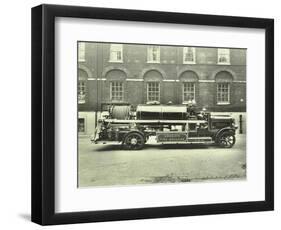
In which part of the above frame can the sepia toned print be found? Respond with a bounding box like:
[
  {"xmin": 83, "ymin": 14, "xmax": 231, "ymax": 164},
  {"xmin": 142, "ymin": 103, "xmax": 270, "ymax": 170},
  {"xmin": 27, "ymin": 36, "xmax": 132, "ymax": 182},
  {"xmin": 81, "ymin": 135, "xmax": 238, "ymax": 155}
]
[{"xmin": 78, "ymin": 42, "xmax": 246, "ymax": 187}]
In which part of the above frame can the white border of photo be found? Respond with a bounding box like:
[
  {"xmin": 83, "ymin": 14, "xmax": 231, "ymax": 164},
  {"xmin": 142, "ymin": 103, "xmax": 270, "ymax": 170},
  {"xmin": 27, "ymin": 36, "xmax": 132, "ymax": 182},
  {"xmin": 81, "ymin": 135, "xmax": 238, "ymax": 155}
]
[{"xmin": 55, "ymin": 17, "xmax": 265, "ymax": 213}]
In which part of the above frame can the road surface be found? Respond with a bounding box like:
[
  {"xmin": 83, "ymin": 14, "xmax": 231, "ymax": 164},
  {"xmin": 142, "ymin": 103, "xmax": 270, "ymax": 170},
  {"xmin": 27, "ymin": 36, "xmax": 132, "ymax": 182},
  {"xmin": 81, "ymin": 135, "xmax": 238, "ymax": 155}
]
[{"xmin": 78, "ymin": 135, "xmax": 246, "ymax": 187}]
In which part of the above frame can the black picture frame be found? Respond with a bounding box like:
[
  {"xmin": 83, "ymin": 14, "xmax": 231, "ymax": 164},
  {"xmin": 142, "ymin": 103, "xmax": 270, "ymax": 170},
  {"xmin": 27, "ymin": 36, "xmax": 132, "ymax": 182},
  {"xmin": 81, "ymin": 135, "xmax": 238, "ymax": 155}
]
[{"xmin": 31, "ymin": 4, "xmax": 274, "ymax": 225}]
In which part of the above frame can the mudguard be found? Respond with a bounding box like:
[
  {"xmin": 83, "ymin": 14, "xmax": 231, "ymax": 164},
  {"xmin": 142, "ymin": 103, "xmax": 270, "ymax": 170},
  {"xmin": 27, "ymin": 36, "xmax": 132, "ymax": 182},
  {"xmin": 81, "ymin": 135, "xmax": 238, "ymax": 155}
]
[
  {"xmin": 122, "ymin": 130, "xmax": 145, "ymax": 142},
  {"xmin": 215, "ymin": 127, "xmax": 236, "ymax": 141}
]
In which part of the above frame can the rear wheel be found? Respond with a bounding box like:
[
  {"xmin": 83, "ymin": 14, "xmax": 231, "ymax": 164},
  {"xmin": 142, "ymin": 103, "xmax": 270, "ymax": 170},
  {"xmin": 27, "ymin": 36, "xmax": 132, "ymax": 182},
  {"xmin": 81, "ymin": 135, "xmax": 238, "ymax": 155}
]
[
  {"xmin": 123, "ymin": 132, "xmax": 145, "ymax": 150},
  {"xmin": 218, "ymin": 132, "xmax": 236, "ymax": 148}
]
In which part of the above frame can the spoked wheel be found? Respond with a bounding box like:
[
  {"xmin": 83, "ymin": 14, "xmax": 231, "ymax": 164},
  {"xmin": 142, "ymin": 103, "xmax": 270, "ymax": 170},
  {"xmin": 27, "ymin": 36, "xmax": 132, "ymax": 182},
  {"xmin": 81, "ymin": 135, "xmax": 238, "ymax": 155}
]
[
  {"xmin": 123, "ymin": 132, "xmax": 145, "ymax": 150},
  {"xmin": 218, "ymin": 132, "xmax": 236, "ymax": 148}
]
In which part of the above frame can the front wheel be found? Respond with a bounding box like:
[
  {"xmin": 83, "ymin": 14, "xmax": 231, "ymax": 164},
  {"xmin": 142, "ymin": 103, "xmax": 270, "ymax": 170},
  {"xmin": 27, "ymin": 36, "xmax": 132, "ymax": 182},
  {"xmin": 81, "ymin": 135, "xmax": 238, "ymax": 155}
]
[
  {"xmin": 123, "ymin": 132, "xmax": 145, "ymax": 150},
  {"xmin": 218, "ymin": 132, "xmax": 236, "ymax": 148}
]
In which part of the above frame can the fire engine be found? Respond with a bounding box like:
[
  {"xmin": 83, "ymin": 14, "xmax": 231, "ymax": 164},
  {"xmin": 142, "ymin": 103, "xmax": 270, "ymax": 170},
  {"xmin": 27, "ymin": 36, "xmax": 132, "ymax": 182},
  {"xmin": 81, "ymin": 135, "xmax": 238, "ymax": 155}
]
[{"xmin": 91, "ymin": 102, "xmax": 238, "ymax": 150}]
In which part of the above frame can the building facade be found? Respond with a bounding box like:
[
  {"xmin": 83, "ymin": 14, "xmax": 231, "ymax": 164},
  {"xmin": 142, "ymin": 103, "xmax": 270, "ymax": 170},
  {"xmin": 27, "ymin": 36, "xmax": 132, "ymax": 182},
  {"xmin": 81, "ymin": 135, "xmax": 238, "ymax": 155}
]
[{"xmin": 78, "ymin": 42, "xmax": 246, "ymax": 135}]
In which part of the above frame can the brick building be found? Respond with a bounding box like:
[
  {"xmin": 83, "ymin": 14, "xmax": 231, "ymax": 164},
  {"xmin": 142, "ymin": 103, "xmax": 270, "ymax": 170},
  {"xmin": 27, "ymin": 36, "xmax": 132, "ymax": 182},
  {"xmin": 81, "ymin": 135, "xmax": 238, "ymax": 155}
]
[{"xmin": 78, "ymin": 42, "xmax": 246, "ymax": 135}]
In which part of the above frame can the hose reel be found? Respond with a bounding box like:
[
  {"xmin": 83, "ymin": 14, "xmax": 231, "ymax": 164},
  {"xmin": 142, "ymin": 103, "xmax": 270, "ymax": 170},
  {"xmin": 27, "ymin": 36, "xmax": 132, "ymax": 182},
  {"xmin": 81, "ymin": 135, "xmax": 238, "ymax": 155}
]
[{"xmin": 110, "ymin": 105, "xmax": 131, "ymax": 120}]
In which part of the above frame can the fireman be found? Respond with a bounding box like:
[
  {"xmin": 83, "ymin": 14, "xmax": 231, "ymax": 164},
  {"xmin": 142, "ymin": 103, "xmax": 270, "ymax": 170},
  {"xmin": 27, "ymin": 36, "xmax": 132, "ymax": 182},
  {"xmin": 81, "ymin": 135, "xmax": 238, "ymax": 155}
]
[{"xmin": 186, "ymin": 99, "xmax": 197, "ymax": 118}]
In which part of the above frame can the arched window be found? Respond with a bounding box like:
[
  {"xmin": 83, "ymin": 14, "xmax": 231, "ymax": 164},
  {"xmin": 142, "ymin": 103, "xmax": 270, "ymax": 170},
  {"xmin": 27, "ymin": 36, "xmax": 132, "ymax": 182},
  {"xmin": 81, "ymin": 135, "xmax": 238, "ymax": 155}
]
[
  {"xmin": 215, "ymin": 71, "xmax": 233, "ymax": 104},
  {"xmin": 143, "ymin": 70, "xmax": 163, "ymax": 102},
  {"xmin": 110, "ymin": 82, "xmax": 124, "ymax": 101},
  {"xmin": 105, "ymin": 69, "xmax": 127, "ymax": 102},
  {"xmin": 179, "ymin": 71, "xmax": 199, "ymax": 103},
  {"xmin": 78, "ymin": 69, "xmax": 88, "ymax": 104}
]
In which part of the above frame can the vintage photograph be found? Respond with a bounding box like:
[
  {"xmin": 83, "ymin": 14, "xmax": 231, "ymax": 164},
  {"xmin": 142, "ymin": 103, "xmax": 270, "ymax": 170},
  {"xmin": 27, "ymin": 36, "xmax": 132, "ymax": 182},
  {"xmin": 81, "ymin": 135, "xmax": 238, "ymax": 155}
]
[{"xmin": 77, "ymin": 42, "xmax": 247, "ymax": 187}]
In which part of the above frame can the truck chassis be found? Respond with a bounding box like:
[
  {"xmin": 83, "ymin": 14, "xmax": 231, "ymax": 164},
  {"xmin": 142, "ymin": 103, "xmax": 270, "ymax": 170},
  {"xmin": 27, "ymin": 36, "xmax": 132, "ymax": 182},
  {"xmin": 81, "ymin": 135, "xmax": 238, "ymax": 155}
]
[{"xmin": 92, "ymin": 116, "xmax": 237, "ymax": 150}]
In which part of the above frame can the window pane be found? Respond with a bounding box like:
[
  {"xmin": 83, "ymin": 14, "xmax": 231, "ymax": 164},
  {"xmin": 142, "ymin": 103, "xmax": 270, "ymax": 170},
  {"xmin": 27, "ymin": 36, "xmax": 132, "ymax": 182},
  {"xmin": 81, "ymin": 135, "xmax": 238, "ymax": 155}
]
[
  {"xmin": 78, "ymin": 81, "xmax": 86, "ymax": 104},
  {"xmin": 78, "ymin": 118, "xmax": 85, "ymax": 133},
  {"xmin": 147, "ymin": 82, "xmax": 160, "ymax": 101},
  {"xmin": 218, "ymin": 48, "xmax": 230, "ymax": 64},
  {"xmin": 110, "ymin": 44, "xmax": 123, "ymax": 62},
  {"xmin": 183, "ymin": 82, "xmax": 195, "ymax": 101},
  {"xmin": 110, "ymin": 82, "xmax": 124, "ymax": 101},
  {"xmin": 217, "ymin": 83, "xmax": 230, "ymax": 103},
  {"xmin": 147, "ymin": 46, "xmax": 160, "ymax": 63},
  {"xmin": 78, "ymin": 42, "xmax": 85, "ymax": 62},
  {"xmin": 183, "ymin": 47, "xmax": 195, "ymax": 63}
]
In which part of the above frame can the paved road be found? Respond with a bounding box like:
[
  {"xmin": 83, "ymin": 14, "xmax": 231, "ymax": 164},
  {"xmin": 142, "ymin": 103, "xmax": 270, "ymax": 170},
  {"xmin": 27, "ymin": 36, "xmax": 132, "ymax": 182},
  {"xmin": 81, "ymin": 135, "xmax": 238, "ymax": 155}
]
[{"xmin": 78, "ymin": 135, "xmax": 246, "ymax": 187}]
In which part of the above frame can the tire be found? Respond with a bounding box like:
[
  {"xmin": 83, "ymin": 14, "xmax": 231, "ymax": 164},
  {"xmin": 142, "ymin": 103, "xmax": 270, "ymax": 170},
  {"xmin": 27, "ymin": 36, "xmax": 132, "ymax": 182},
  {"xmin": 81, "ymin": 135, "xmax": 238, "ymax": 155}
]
[
  {"xmin": 218, "ymin": 132, "xmax": 236, "ymax": 148},
  {"xmin": 123, "ymin": 132, "xmax": 145, "ymax": 150}
]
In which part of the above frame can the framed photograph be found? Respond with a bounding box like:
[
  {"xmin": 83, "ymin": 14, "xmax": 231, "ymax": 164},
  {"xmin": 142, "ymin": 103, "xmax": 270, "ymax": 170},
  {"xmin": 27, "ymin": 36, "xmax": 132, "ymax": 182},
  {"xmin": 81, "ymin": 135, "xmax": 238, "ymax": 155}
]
[{"xmin": 31, "ymin": 4, "xmax": 274, "ymax": 225}]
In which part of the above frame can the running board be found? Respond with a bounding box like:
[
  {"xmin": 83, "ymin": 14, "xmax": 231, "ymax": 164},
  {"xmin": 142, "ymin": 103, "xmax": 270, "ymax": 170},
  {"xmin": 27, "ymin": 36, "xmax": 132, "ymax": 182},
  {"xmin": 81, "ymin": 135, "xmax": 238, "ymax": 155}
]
[
  {"xmin": 187, "ymin": 137, "xmax": 213, "ymax": 143},
  {"xmin": 158, "ymin": 137, "xmax": 214, "ymax": 144}
]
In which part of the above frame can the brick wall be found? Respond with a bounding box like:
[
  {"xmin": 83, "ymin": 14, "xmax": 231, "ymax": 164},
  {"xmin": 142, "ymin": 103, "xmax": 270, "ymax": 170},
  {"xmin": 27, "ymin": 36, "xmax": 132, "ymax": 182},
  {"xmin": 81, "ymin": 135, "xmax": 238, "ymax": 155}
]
[{"xmin": 78, "ymin": 42, "xmax": 246, "ymax": 112}]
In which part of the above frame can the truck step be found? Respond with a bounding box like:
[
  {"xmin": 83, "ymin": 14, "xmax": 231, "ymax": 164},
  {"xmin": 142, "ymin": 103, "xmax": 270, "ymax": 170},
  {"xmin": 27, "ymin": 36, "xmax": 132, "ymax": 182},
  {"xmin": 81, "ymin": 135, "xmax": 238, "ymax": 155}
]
[{"xmin": 187, "ymin": 137, "xmax": 213, "ymax": 142}]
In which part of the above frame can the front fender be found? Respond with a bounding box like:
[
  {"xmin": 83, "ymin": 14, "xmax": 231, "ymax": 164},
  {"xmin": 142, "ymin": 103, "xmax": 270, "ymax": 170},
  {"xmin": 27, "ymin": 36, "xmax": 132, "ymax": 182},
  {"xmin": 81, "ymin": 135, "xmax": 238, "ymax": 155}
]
[
  {"xmin": 215, "ymin": 127, "xmax": 236, "ymax": 141},
  {"xmin": 122, "ymin": 130, "xmax": 145, "ymax": 140}
]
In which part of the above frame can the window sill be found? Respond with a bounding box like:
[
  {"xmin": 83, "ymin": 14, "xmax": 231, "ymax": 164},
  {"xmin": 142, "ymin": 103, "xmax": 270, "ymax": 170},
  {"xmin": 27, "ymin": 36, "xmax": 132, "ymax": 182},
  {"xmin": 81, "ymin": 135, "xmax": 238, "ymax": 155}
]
[
  {"xmin": 110, "ymin": 100, "xmax": 124, "ymax": 102},
  {"xmin": 146, "ymin": 101, "xmax": 161, "ymax": 105},
  {"xmin": 217, "ymin": 62, "xmax": 231, "ymax": 65},
  {"xmin": 217, "ymin": 102, "xmax": 230, "ymax": 105},
  {"xmin": 183, "ymin": 62, "xmax": 196, "ymax": 64},
  {"xmin": 108, "ymin": 60, "xmax": 123, "ymax": 63},
  {"xmin": 147, "ymin": 61, "xmax": 160, "ymax": 64}
]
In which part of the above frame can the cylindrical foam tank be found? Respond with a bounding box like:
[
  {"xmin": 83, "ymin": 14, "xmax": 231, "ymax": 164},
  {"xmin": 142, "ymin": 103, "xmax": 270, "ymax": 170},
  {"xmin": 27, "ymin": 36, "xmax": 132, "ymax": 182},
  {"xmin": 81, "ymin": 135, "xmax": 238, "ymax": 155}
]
[{"xmin": 136, "ymin": 105, "xmax": 187, "ymax": 120}]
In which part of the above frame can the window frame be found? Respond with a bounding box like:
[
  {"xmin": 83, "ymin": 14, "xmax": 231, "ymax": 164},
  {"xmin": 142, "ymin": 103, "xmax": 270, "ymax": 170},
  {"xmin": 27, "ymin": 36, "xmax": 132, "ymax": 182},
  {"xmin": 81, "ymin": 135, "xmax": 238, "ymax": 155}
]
[
  {"xmin": 183, "ymin": 47, "xmax": 196, "ymax": 64},
  {"xmin": 217, "ymin": 48, "xmax": 230, "ymax": 65},
  {"xmin": 109, "ymin": 44, "xmax": 123, "ymax": 63},
  {"xmin": 110, "ymin": 81, "xmax": 124, "ymax": 101},
  {"xmin": 78, "ymin": 42, "xmax": 85, "ymax": 62},
  {"xmin": 147, "ymin": 46, "xmax": 160, "ymax": 63},
  {"xmin": 78, "ymin": 117, "xmax": 86, "ymax": 134},
  {"xmin": 217, "ymin": 82, "xmax": 230, "ymax": 105},
  {"xmin": 146, "ymin": 81, "xmax": 160, "ymax": 102},
  {"xmin": 78, "ymin": 80, "xmax": 86, "ymax": 104},
  {"xmin": 182, "ymin": 82, "xmax": 196, "ymax": 102}
]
